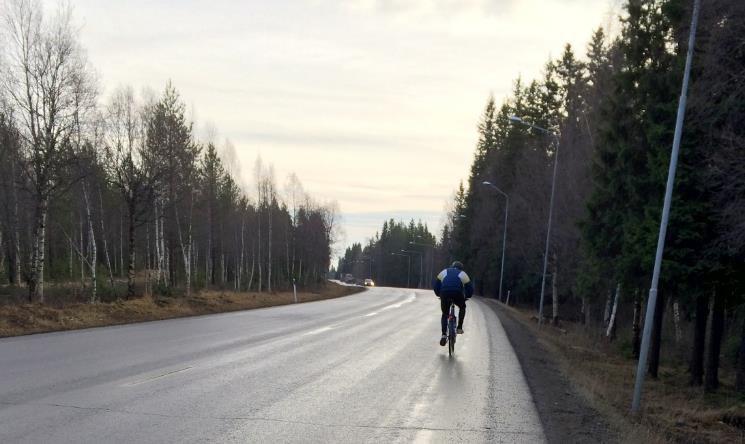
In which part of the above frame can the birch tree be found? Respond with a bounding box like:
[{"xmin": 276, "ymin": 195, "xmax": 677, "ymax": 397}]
[
  {"xmin": 1, "ymin": 0, "xmax": 96, "ymax": 302},
  {"xmin": 104, "ymin": 86, "xmax": 154, "ymax": 298}
]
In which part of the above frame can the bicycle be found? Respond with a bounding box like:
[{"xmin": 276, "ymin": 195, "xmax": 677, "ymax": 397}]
[{"xmin": 447, "ymin": 301, "xmax": 457, "ymax": 356}]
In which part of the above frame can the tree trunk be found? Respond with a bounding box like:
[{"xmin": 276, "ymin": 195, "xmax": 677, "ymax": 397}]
[
  {"xmin": 127, "ymin": 202, "xmax": 136, "ymax": 299},
  {"xmin": 690, "ymin": 292, "xmax": 709, "ymax": 386},
  {"xmin": 69, "ymin": 236, "xmax": 73, "ymax": 279},
  {"xmin": 552, "ymin": 254, "xmax": 559, "ymax": 325},
  {"xmin": 632, "ymin": 289, "xmax": 642, "ymax": 359},
  {"xmin": 12, "ymin": 175, "xmax": 21, "ymax": 286},
  {"xmin": 80, "ymin": 216, "xmax": 85, "ymax": 286},
  {"xmin": 268, "ymin": 205, "xmax": 272, "ymax": 292},
  {"xmin": 29, "ymin": 196, "xmax": 48, "ymax": 303},
  {"xmin": 83, "ymin": 186, "xmax": 97, "ymax": 303},
  {"xmin": 0, "ymin": 230, "xmax": 4, "ymax": 281},
  {"xmin": 257, "ymin": 208, "xmax": 262, "ymax": 293},
  {"xmin": 606, "ymin": 283, "xmax": 620, "ymax": 341},
  {"xmin": 648, "ymin": 290, "xmax": 665, "ymax": 379},
  {"xmin": 603, "ymin": 289, "xmax": 612, "ymax": 328},
  {"xmin": 119, "ymin": 208, "xmax": 124, "ymax": 279},
  {"xmin": 239, "ymin": 215, "xmax": 245, "ymax": 291},
  {"xmin": 145, "ymin": 222, "xmax": 151, "ymax": 296},
  {"xmin": 98, "ymin": 189, "xmax": 115, "ymax": 290},
  {"xmin": 673, "ymin": 298, "xmax": 682, "ymax": 344},
  {"xmin": 735, "ymin": 311, "xmax": 745, "ymax": 393},
  {"xmin": 705, "ymin": 289, "xmax": 725, "ymax": 392},
  {"xmin": 248, "ymin": 245, "xmax": 255, "ymax": 291}
]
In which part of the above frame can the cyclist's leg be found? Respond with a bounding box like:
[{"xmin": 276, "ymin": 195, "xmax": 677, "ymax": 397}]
[
  {"xmin": 456, "ymin": 294, "xmax": 466, "ymax": 329},
  {"xmin": 440, "ymin": 296, "xmax": 451, "ymax": 335}
]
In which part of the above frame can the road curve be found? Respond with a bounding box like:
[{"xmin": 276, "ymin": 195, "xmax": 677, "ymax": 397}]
[{"xmin": 0, "ymin": 287, "xmax": 544, "ymax": 443}]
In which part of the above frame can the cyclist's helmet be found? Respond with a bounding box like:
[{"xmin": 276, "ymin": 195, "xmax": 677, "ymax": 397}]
[{"xmin": 451, "ymin": 261, "xmax": 464, "ymax": 270}]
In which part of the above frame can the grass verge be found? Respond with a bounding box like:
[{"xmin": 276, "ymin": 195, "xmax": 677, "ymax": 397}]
[
  {"xmin": 0, "ymin": 282, "xmax": 365, "ymax": 338},
  {"xmin": 499, "ymin": 303, "xmax": 745, "ymax": 443}
]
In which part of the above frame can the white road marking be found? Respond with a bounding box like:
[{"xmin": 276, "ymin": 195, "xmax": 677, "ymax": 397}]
[
  {"xmin": 302, "ymin": 325, "xmax": 337, "ymax": 336},
  {"xmin": 381, "ymin": 293, "xmax": 416, "ymax": 311},
  {"xmin": 122, "ymin": 366, "xmax": 193, "ymax": 387}
]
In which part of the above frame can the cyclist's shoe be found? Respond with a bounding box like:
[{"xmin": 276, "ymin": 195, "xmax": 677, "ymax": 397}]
[
  {"xmin": 439, "ymin": 335, "xmax": 447, "ymax": 346},
  {"xmin": 456, "ymin": 328, "xmax": 464, "ymax": 334}
]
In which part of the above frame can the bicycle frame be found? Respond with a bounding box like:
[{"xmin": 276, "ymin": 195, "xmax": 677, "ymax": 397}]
[{"xmin": 447, "ymin": 302, "xmax": 457, "ymax": 355}]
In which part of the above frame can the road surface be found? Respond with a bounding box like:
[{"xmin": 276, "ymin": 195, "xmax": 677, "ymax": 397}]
[{"xmin": 0, "ymin": 287, "xmax": 545, "ymax": 443}]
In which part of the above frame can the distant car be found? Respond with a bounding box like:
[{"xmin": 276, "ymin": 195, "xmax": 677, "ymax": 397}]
[{"xmin": 364, "ymin": 279, "xmax": 375, "ymax": 287}]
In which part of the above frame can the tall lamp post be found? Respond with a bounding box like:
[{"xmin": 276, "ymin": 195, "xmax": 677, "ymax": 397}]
[
  {"xmin": 356, "ymin": 256, "xmax": 373, "ymax": 279},
  {"xmin": 401, "ymin": 250, "xmax": 423, "ymax": 288},
  {"xmin": 409, "ymin": 239, "xmax": 434, "ymax": 288},
  {"xmin": 391, "ymin": 252, "xmax": 410, "ymax": 288},
  {"xmin": 481, "ymin": 181, "xmax": 509, "ymax": 302},
  {"xmin": 631, "ymin": 0, "xmax": 701, "ymax": 414},
  {"xmin": 508, "ymin": 115, "xmax": 560, "ymax": 324}
]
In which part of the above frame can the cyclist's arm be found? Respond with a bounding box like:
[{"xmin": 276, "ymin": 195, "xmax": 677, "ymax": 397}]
[
  {"xmin": 433, "ymin": 270, "xmax": 445, "ymax": 297},
  {"xmin": 464, "ymin": 281, "xmax": 474, "ymax": 299},
  {"xmin": 459, "ymin": 271, "xmax": 474, "ymax": 299}
]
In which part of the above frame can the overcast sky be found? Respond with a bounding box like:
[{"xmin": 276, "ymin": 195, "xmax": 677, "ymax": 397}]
[{"xmin": 54, "ymin": 0, "xmax": 618, "ymax": 253}]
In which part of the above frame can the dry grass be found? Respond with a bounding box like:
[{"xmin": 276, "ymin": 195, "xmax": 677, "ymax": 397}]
[
  {"xmin": 503, "ymin": 305, "xmax": 745, "ymax": 443},
  {"xmin": 0, "ymin": 283, "xmax": 364, "ymax": 338}
]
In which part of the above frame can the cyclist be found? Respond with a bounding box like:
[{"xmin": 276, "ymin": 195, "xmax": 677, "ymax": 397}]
[{"xmin": 433, "ymin": 261, "xmax": 473, "ymax": 346}]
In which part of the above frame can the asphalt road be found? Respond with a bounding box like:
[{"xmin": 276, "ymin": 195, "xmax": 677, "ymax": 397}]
[{"xmin": 0, "ymin": 287, "xmax": 545, "ymax": 443}]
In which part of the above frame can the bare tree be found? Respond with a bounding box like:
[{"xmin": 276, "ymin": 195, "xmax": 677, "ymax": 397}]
[
  {"xmin": 1, "ymin": 0, "xmax": 96, "ymax": 302},
  {"xmin": 103, "ymin": 86, "xmax": 154, "ymax": 298}
]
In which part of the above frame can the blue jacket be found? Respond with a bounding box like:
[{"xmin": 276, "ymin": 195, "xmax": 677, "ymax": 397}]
[{"xmin": 433, "ymin": 267, "xmax": 474, "ymax": 299}]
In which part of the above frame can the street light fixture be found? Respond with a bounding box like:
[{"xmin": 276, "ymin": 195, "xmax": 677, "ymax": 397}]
[
  {"xmin": 409, "ymin": 240, "xmax": 435, "ymax": 288},
  {"xmin": 481, "ymin": 181, "xmax": 509, "ymax": 302},
  {"xmin": 508, "ymin": 115, "xmax": 560, "ymax": 324},
  {"xmin": 355, "ymin": 256, "xmax": 373, "ymax": 279},
  {"xmin": 401, "ymin": 250, "xmax": 424, "ymax": 288}
]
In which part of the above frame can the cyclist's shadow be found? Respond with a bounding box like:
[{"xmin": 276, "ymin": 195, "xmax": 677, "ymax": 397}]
[{"xmin": 438, "ymin": 353, "xmax": 465, "ymax": 380}]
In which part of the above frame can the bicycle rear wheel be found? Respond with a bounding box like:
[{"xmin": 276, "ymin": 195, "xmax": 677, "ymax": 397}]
[{"xmin": 448, "ymin": 333, "xmax": 455, "ymax": 356}]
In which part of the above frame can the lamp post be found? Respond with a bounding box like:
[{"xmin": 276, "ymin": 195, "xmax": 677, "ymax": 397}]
[
  {"xmin": 401, "ymin": 250, "xmax": 423, "ymax": 288},
  {"xmin": 631, "ymin": 0, "xmax": 701, "ymax": 414},
  {"xmin": 508, "ymin": 115, "xmax": 560, "ymax": 324},
  {"xmin": 356, "ymin": 256, "xmax": 373, "ymax": 279},
  {"xmin": 409, "ymin": 239, "xmax": 434, "ymax": 288},
  {"xmin": 390, "ymin": 252, "xmax": 410, "ymax": 288},
  {"xmin": 481, "ymin": 181, "xmax": 509, "ymax": 302}
]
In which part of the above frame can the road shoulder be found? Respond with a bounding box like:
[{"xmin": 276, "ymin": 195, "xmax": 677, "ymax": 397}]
[
  {"xmin": 482, "ymin": 298, "xmax": 619, "ymax": 443},
  {"xmin": 0, "ymin": 282, "xmax": 365, "ymax": 338}
]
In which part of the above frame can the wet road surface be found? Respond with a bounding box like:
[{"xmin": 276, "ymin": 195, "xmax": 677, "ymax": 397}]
[{"xmin": 0, "ymin": 287, "xmax": 544, "ymax": 443}]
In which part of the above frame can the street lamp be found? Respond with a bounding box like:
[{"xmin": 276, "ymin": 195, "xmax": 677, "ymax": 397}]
[
  {"xmin": 410, "ymin": 239, "xmax": 435, "ymax": 288},
  {"xmin": 401, "ymin": 250, "xmax": 424, "ymax": 288},
  {"xmin": 355, "ymin": 256, "xmax": 373, "ymax": 279},
  {"xmin": 508, "ymin": 115, "xmax": 560, "ymax": 324},
  {"xmin": 390, "ymin": 252, "xmax": 410, "ymax": 288},
  {"xmin": 482, "ymin": 181, "xmax": 509, "ymax": 302},
  {"xmin": 631, "ymin": 0, "xmax": 701, "ymax": 414}
]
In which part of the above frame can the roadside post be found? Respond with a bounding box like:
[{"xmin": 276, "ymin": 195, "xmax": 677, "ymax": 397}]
[
  {"xmin": 293, "ymin": 278, "xmax": 298, "ymax": 304},
  {"xmin": 506, "ymin": 116, "xmax": 560, "ymax": 324},
  {"xmin": 631, "ymin": 0, "xmax": 700, "ymax": 414}
]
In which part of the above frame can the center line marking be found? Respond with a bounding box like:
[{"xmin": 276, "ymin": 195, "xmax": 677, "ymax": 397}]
[
  {"xmin": 123, "ymin": 366, "xmax": 193, "ymax": 387},
  {"xmin": 302, "ymin": 325, "xmax": 337, "ymax": 336}
]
